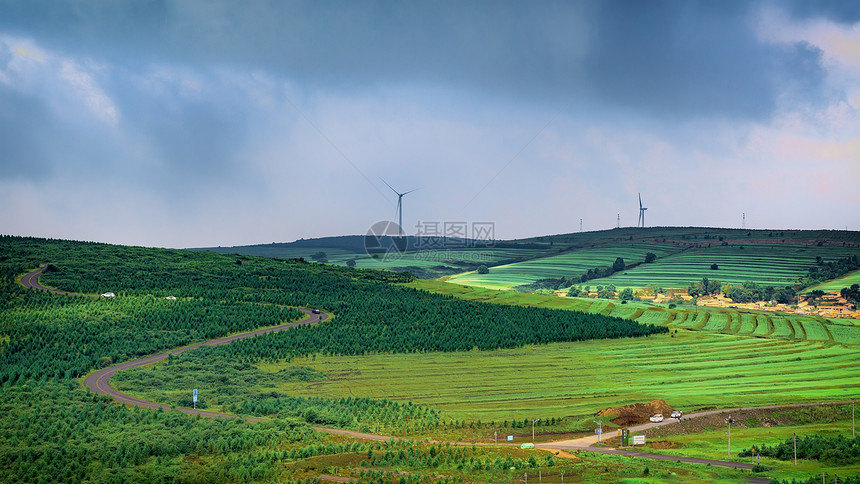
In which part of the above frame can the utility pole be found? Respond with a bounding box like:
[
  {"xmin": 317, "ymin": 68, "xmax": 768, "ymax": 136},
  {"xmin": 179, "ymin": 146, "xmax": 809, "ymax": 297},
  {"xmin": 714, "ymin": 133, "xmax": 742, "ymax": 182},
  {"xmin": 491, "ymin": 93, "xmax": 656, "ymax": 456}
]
[
  {"xmin": 725, "ymin": 416, "xmax": 734, "ymax": 457},
  {"xmin": 616, "ymin": 214, "xmax": 620, "ymax": 229},
  {"xmin": 794, "ymin": 432, "xmax": 797, "ymax": 466},
  {"xmin": 531, "ymin": 418, "xmax": 540, "ymax": 444},
  {"xmin": 853, "ymin": 400, "xmax": 855, "ymax": 438},
  {"xmin": 580, "ymin": 219, "xmax": 583, "ymax": 232}
]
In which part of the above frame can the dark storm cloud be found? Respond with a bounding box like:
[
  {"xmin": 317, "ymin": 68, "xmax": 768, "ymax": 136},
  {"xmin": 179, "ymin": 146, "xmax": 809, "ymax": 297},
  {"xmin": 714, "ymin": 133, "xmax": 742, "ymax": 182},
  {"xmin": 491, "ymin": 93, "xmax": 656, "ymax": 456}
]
[
  {"xmin": 583, "ymin": 0, "xmax": 828, "ymax": 120},
  {"xmin": 0, "ymin": 0, "xmax": 830, "ymax": 121},
  {"xmin": 782, "ymin": 0, "xmax": 860, "ymax": 24}
]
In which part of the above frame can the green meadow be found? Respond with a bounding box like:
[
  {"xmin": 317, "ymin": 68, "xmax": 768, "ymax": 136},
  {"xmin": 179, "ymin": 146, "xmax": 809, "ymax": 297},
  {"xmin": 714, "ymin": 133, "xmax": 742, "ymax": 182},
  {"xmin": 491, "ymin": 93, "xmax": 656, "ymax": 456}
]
[{"xmin": 807, "ymin": 268, "xmax": 860, "ymax": 293}]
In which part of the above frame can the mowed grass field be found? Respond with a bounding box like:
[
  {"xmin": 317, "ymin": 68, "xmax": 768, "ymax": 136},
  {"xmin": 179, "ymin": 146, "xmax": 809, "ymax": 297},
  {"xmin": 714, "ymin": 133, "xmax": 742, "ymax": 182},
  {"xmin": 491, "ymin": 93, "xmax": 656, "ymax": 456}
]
[
  {"xmin": 446, "ymin": 243, "xmax": 678, "ymax": 289},
  {"xmin": 259, "ymin": 331, "xmax": 860, "ymax": 422}
]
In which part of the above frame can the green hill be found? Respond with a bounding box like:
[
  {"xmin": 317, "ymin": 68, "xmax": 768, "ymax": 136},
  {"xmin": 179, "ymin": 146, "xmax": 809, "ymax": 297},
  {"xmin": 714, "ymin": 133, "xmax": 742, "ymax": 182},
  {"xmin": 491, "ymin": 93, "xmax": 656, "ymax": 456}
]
[{"xmin": 445, "ymin": 227, "xmax": 860, "ymax": 291}]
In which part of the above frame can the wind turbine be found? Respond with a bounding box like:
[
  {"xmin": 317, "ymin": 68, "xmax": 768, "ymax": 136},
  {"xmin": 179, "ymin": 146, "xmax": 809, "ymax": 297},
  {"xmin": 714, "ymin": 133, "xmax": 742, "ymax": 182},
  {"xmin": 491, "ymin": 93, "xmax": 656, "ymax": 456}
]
[
  {"xmin": 638, "ymin": 193, "xmax": 647, "ymax": 228},
  {"xmin": 381, "ymin": 179, "xmax": 417, "ymax": 236}
]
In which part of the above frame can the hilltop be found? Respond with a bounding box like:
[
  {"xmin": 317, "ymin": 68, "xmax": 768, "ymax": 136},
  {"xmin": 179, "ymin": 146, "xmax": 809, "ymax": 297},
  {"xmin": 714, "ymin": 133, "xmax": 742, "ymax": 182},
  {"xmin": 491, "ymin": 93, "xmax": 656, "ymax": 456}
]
[{"xmin": 193, "ymin": 227, "xmax": 860, "ymax": 290}]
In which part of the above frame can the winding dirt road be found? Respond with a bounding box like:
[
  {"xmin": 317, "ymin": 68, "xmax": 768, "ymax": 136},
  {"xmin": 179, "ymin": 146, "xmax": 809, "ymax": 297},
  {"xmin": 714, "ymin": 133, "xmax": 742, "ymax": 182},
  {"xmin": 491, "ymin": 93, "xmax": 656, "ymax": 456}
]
[
  {"xmin": 21, "ymin": 265, "xmax": 327, "ymax": 419},
  {"xmin": 83, "ymin": 308, "xmax": 327, "ymax": 418}
]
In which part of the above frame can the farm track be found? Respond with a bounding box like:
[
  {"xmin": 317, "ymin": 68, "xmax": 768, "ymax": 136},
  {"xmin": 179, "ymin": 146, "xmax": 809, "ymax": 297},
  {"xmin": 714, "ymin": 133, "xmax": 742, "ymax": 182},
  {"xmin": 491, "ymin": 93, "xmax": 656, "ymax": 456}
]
[
  {"xmin": 17, "ymin": 266, "xmax": 856, "ymax": 475},
  {"xmin": 694, "ymin": 311, "xmax": 710, "ymax": 330},
  {"xmin": 725, "ymin": 312, "xmax": 737, "ymax": 332}
]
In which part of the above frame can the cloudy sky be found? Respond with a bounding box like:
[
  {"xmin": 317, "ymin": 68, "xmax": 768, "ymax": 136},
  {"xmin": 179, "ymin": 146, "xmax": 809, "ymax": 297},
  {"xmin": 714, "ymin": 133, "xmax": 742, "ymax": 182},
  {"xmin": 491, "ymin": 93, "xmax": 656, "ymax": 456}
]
[{"xmin": 1, "ymin": 1, "xmax": 859, "ymax": 248}]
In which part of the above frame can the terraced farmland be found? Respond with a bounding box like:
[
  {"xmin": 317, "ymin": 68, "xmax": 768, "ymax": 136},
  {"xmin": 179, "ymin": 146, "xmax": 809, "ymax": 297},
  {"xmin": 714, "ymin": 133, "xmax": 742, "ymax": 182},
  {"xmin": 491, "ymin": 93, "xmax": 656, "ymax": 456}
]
[
  {"xmin": 252, "ymin": 332, "xmax": 860, "ymax": 422},
  {"xmin": 584, "ymin": 244, "xmax": 860, "ymax": 289},
  {"xmin": 414, "ymin": 279, "xmax": 860, "ymax": 346},
  {"xmin": 447, "ymin": 243, "xmax": 677, "ymax": 289}
]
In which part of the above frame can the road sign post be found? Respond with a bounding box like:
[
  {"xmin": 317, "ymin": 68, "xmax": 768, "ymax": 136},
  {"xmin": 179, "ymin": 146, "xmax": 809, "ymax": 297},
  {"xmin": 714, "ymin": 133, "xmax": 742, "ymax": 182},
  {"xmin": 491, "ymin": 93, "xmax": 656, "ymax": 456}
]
[{"xmin": 192, "ymin": 389, "xmax": 198, "ymax": 410}]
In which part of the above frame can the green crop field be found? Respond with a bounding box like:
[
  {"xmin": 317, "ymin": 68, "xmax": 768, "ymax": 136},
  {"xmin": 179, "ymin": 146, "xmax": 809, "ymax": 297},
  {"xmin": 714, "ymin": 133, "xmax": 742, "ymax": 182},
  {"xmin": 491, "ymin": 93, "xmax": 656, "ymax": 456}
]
[
  {"xmin": 444, "ymin": 240, "xmax": 860, "ymax": 292},
  {"xmin": 447, "ymin": 243, "xmax": 678, "ymax": 289},
  {"xmin": 584, "ymin": 244, "xmax": 860, "ymax": 290},
  {"xmin": 121, "ymin": 331, "xmax": 860, "ymax": 424}
]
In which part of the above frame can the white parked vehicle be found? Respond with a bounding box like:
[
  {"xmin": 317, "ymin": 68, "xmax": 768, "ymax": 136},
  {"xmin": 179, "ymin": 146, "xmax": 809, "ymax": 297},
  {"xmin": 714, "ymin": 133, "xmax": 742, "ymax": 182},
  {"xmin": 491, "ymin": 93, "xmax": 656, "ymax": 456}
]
[
  {"xmin": 649, "ymin": 414, "xmax": 664, "ymax": 423},
  {"xmin": 670, "ymin": 410, "xmax": 683, "ymax": 419}
]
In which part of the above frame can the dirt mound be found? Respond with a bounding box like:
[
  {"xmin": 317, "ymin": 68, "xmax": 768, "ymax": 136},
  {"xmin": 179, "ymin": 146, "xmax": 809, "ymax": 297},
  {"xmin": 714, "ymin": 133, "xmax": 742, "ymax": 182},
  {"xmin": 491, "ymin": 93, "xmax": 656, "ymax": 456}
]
[{"xmin": 595, "ymin": 400, "xmax": 675, "ymax": 426}]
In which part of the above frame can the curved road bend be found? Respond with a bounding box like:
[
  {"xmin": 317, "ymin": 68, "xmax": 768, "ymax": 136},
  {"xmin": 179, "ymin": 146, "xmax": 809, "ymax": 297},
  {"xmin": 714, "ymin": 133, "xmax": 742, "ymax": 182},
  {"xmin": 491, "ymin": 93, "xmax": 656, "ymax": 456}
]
[
  {"xmin": 19, "ymin": 264, "xmax": 329, "ymax": 419},
  {"xmin": 83, "ymin": 308, "xmax": 328, "ymax": 418},
  {"xmin": 20, "ymin": 264, "xmax": 84, "ymax": 296}
]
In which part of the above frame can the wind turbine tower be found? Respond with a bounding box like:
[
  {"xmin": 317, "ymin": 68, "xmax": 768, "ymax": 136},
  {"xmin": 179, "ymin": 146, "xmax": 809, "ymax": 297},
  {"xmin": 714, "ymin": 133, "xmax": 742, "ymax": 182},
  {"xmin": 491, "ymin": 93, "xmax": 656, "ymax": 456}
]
[
  {"xmin": 638, "ymin": 193, "xmax": 648, "ymax": 228},
  {"xmin": 381, "ymin": 179, "xmax": 417, "ymax": 236}
]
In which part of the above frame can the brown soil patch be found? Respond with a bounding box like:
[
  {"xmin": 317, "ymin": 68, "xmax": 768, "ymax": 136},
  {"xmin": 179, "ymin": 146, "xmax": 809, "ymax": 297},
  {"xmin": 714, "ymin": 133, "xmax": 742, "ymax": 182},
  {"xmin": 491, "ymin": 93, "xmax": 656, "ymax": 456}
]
[
  {"xmin": 648, "ymin": 440, "xmax": 683, "ymax": 449},
  {"xmin": 542, "ymin": 449, "xmax": 581, "ymax": 460},
  {"xmin": 595, "ymin": 399, "xmax": 675, "ymax": 426}
]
